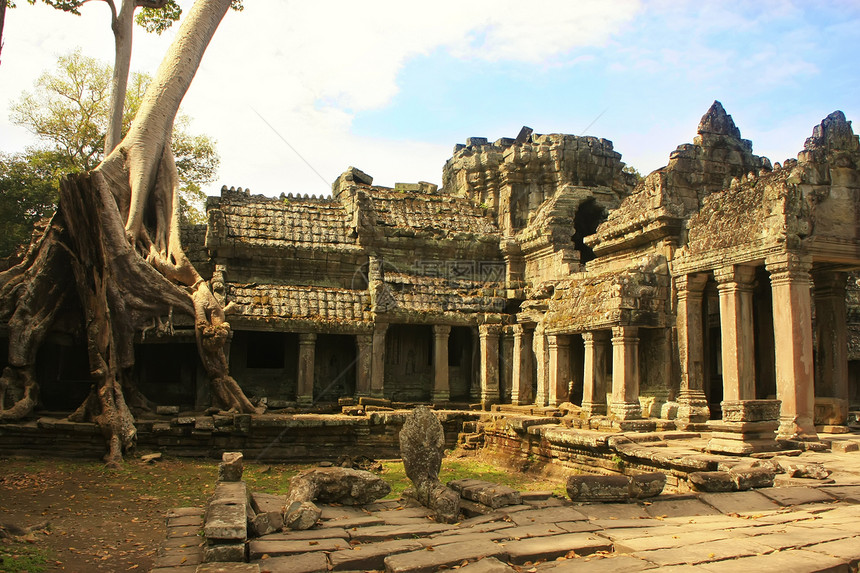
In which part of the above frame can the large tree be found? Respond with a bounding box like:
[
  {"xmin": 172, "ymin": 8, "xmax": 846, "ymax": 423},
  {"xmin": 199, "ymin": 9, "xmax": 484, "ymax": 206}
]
[
  {"xmin": 10, "ymin": 50, "xmax": 218, "ymax": 223},
  {"xmin": 0, "ymin": 0, "xmax": 255, "ymax": 466}
]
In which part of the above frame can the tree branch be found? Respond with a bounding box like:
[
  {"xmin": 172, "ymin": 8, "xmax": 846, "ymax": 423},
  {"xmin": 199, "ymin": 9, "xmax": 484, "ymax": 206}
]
[{"xmin": 135, "ymin": 0, "xmax": 168, "ymax": 7}]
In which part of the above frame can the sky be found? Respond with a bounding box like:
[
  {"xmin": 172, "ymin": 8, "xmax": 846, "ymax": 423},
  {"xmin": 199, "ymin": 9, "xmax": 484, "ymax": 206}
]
[{"xmin": 1, "ymin": 0, "xmax": 859, "ymax": 199}]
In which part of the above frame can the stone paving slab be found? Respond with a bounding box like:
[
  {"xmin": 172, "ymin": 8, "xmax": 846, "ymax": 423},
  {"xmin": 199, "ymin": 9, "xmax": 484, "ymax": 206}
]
[
  {"xmin": 687, "ymin": 548, "xmax": 849, "ymax": 573},
  {"xmin": 644, "ymin": 497, "xmax": 721, "ymax": 518},
  {"xmin": 757, "ymin": 486, "xmax": 837, "ymax": 506},
  {"xmin": 749, "ymin": 526, "xmax": 856, "ymax": 551},
  {"xmin": 456, "ymin": 557, "xmax": 515, "ymax": 572},
  {"xmin": 574, "ymin": 503, "xmax": 650, "ymax": 520},
  {"xmin": 507, "ymin": 506, "xmax": 588, "ymax": 525},
  {"xmin": 419, "ymin": 529, "xmax": 512, "ymax": 546},
  {"xmin": 319, "ymin": 506, "xmax": 370, "ymax": 520},
  {"xmin": 696, "ymin": 490, "xmax": 780, "ymax": 514},
  {"xmin": 346, "ymin": 522, "xmax": 453, "ymax": 541},
  {"xmin": 805, "ymin": 535, "xmax": 860, "ymax": 565},
  {"xmin": 258, "ymin": 527, "xmax": 349, "ymax": 541},
  {"xmin": 250, "ymin": 551, "xmax": 328, "ymax": 573},
  {"xmin": 629, "ymin": 537, "xmax": 774, "ymax": 566},
  {"xmin": 384, "ymin": 540, "xmax": 507, "ymax": 573},
  {"xmin": 196, "ymin": 564, "xmax": 260, "ymax": 573},
  {"xmin": 614, "ymin": 529, "xmax": 734, "ymax": 553},
  {"xmin": 537, "ymin": 554, "xmax": 657, "ymax": 572},
  {"xmin": 329, "ymin": 538, "xmax": 424, "ymax": 571},
  {"xmin": 501, "ymin": 532, "xmax": 612, "ymax": 564},
  {"xmin": 150, "ymin": 567, "xmax": 198, "ymax": 573},
  {"xmin": 247, "ymin": 537, "xmax": 350, "ymax": 559},
  {"xmin": 817, "ymin": 484, "xmax": 860, "ymax": 502},
  {"xmin": 318, "ymin": 515, "xmax": 385, "ymax": 528}
]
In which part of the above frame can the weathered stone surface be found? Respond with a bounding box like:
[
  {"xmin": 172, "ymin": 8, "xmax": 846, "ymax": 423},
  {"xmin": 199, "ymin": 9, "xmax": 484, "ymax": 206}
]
[
  {"xmin": 783, "ymin": 462, "xmax": 831, "ymax": 480},
  {"xmin": 643, "ymin": 497, "xmax": 720, "ymax": 518},
  {"xmin": 247, "ymin": 537, "xmax": 349, "ymax": 559},
  {"xmin": 346, "ymin": 522, "xmax": 453, "ymax": 542},
  {"xmin": 249, "ymin": 508, "xmax": 283, "ymax": 537},
  {"xmin": 399, "ymin": 406, "xmax": 460, "ymax": 522},
  {"xmin": 455, "ymin": 557, "xmax": 516, "ymax": 572},
  {"xmin": 503, "ymin": 532, "xmax": 612, "ymax": 564},
  {"xmin": 383, "ymin": 539, "xmax": 506, "ymax": 573},
  {"xmin": 830, "ymin": 440, "xmax": 859, "ymax": 453},
  {"xmin": 539, "ymin": 554, "xmax": 656, "ymax": 572},
  {"xmin": 204, "ymin": 503, "xmax": 247, "ymax": 541},
  {"xmin": 696, "ymin": 490, "xmax": 779, "ymax": 514},
  {"xmin": 757, "ymin": 486, "xmax": 836, "ymax": 506},
  {"xmin": 449, "ymin": 479, "xmax": 523, "ymax": 508},
  {"xmin": 629, "ymin": 473, "xmax": 666, "ymax": 498},
  {"xmin": 728, "ymin": 465, "xmax": 775, "ymax": 490},
  {"xmin": 688, "ymin": 471, "xmax": 735, "ymax": 492},
  {"xmin": 196, "ymin": 564, "xmax": 260, "ymax": 573},
  {"xmin": 284, "ymin": 501, "xmax": 321, "ymax": 531},
  {"xmin": 566, "ymin": 474, "xmax": 630, "ymax": 502},
  {"xmin": 287, "ymin": 467, "xmax": 390, "ymax": 506},
  {"xmin": 203, "ymin": 542, "xmax": 245, "ymax": 563},
  {"xmin": 249, "ymin": 552, "xmax": 328, "ymax": 573},
  {"xmin": 328, "ymin": 538, "xmax": 423, "ymax": 571}
]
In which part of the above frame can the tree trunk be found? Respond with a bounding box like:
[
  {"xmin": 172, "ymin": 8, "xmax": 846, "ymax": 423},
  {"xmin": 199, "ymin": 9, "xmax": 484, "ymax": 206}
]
[
  {"xmin": 104, "ymin": 0, "xmax": 136, "ymax": 155},
  {"xmin": 0, "ymin": 0, "xmax": 7, "ymax": 65},
  {"xmin": 0, "ymin": 0, "xmax": 255, "ymax": 464}
]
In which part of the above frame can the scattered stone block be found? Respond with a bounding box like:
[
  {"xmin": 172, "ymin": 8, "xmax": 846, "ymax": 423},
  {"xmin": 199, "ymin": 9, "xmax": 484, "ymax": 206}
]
[
  {"xmin": 830, "ymin": 440, "xmax": 859, "ymax": 453},
  {"xmin": 449, "ymin": 479, "xmax": 522, "ymax": 508},
  {"xmin": 284, "ymin": 501, "xmax": 321, "ymax": 531},
  {"xmin": 566, "ymin": 473, "xmax": 665, "ymax": 502},
  {"xmin": 689, "ymin": 471, "xmax": 735, "ymax": 492},
  {"xmin": 287, "ymin": 467, "xmax": 390, "ymax": 506},
  {"xmin": 203, "ymin": 541, "xmax": 245, "ymax": 563},
  {"xmin": 814, "ymin": 397, "xmax": 849, "ymax": 425},
  {"xmin": 328, "ymin": 538, "xmax": 423, "ymax": 571},
  {"xmin": 218, "ymin": 452, "xmax": 244, "ymax": 482},
  {"xmin": 196, "ymin": 564, "xmax": 260, "ymax": 573},
  {"xmin": 728, "ymin": 465, "xmax": 775, "ymax": 490},
  {"xmin": 156, "ymin": 405, "xmax": 180, "ymax": 415},
  {"xmin": 141, "ymin": 452, "xmax": 162, "ymax": 463},
  {"xmin": 783, "ymin": 462, "xmax": 831, "ymax": 480}
]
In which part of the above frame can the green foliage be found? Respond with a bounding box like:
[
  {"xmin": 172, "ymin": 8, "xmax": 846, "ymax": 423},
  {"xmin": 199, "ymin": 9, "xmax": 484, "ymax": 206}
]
[
  {"xmin": 135, "ymin": 0, "xmax": 181, "ymax": 34},
  {"xmin": 622, "ymin": 164, "xmax": 643, "ymax": 183},
  {"xmin": 0, "ymin": 150, "xmax": 64, "ymax": 258},
  {"xmin": 7, "ymin": 50, "xmax": 220, "ymax": 235},
  {"xmin": 0, "ymin": 543, "xmax": 51, "ymax": 573}
]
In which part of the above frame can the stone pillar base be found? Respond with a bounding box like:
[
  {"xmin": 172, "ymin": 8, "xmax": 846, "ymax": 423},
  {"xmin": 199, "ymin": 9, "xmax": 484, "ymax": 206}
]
[
  {"xmin": 431, "ymin": 390, "xmax": 450, "ymax": 403},
  {"xmin": 297, "ymin": 395, "xmax": 313, "ymax": 407},
  {"xmin": 707, "ymin": 421, "xmax": 779, "ymax": 454},
  {"xmin": 581, "ymin": 400, "xmax": 606, "ymax": 417},
  {"xmin": 676, "ymin": 391, "xmax": 710, "ymax": 425},
  {"xmin": 777, "ymin": 415, "xmax": 818, "ymax": 442},
  {"xmin": 610, "ymin": 401, "xmax": 641, "ymax": 421},
  {"xmin": 706, "ymin": 399, "xmax": 780, "ymax": 455}
]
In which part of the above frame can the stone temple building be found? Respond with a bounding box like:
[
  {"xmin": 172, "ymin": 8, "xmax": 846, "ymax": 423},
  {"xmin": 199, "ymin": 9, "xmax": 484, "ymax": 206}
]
[{"xmin": 8, "ymin": 102, "xmax": 860, "ymax": 450}]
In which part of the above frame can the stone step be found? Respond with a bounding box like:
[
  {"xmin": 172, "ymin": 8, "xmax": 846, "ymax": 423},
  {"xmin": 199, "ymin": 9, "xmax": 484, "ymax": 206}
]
[{"xmin": 329, "ymin": 538, "xmax": 424, "ymax": 571}]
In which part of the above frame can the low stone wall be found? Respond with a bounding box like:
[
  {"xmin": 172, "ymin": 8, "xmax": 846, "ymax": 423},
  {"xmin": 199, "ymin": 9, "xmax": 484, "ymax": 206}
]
[
  {"xmin": 0, "ymin": 410, "xmax": 478, "ymax": 462},
  {"xmin": 482, "ymin": 415, "xmax": 731, "ymax": 492}
]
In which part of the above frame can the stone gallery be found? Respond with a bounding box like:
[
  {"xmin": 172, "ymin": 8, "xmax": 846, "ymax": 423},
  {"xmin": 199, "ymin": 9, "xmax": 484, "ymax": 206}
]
[{"xmin": 3, "ymin": 101, "xmax": 859, "ymax": 452}]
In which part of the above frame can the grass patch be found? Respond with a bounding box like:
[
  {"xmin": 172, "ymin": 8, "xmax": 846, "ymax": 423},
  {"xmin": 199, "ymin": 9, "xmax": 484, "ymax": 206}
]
[
  {"xmin": 0, "ymin": 542, "xmax": 52, "ymax": 573},
  {"xmin": 379, "ymin": 457, "xmax": 566, "ymax": 499}
]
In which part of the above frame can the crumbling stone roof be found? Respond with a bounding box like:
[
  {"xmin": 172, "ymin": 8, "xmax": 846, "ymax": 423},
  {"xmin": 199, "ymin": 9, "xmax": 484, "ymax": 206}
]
[
  {"xmin": 207, "ymin": 187, "xmax": 358, "ymax": 251},
  {"xmin": 227, "ymin": 283, "xmax": 372, "ymax": 324},
  {"xmin": 382, "ymin": 272, "xmax": 506, "ymax": 316}
]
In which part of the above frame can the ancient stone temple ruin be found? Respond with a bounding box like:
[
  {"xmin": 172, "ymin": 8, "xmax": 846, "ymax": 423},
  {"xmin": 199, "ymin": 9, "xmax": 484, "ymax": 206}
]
[{"xmin": 3, "ymin": 102, "xmax": 860, "ymax": 452}]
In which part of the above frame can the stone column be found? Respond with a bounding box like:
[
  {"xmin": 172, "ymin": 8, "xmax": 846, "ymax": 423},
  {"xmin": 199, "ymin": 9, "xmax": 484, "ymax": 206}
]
[
  {"xmin": 675, "ymin": 273, "xmax": 710, "ymax": 426},
  {"xmin": 432, "ymin": 325, "xmax": 451, "ymax": 403},
  {"xmin": 371, "ymin": 323, "xmax": 388, "ymax": 399},
  {"xmin": 714, "ymin": 265, "xmax": 756, "ymax": 402},
  {"xmin": 500, "ymin": 328, "xmax": 515, "ymax": 404},
  {"xmin": 511, "ymin": 324, "xmax": 534, "ymax": 405},
  {"xmin": 547, "ymin": 334, "xmax": 571, "ymax": 406},
  {"xmin": 355, "ymin": 334, "xmax": 373, "ymax": 398},
  {"xmin": 767, "ymin": 255, "xmax": 818, "ymax": 441},
  {"xmin": 478, "ymin": 324, "xmax": 501, "ymax": 407},
  {"xmin": 297, "ymin": 332, "xmax": 316, "ymax": 406},
  {"xmin": 813, "ymin": 270, "xmax": 849, "ymax": 426},
  {"xmin": 610, "ymin": 326, "xmax": 641, "ymax": 420},
  {"xmin": 581, "ymin": 330, "xmax": 610, "ymax": 416},
  {"xmin": 533, "ymin": 326, "xmax": 549, "ymax": 406}
]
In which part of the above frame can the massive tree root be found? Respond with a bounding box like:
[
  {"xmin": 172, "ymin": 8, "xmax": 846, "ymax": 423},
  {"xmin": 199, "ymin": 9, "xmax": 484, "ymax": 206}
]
[{"xmin": 0, "ymin": 0, "xmax": 254, "ymax": 465}]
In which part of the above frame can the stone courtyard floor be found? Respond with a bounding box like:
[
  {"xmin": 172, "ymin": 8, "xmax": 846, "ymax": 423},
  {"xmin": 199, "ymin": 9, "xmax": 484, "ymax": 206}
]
[{"xmin": 151, "ymin": 432, "xmax": 860, "ymax": 573}]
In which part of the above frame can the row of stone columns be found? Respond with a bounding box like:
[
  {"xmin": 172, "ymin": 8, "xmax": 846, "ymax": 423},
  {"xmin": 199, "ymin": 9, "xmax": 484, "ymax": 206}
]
[{"xmin": 676, "ymin": 254, "xmax": 845, "ymax": 440}]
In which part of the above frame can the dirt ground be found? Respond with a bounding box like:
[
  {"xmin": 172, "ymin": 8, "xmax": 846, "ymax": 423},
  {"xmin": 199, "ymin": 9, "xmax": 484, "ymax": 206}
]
[{"xmin": 0, "ymin": 456, "xmax": 226, "ymax": 573}]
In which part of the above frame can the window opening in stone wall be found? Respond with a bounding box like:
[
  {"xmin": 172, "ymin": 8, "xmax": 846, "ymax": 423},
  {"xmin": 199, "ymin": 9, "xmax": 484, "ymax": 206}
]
[{"xmin": 572, "ymin": 198, "xmax": 608, "ymax": 265}]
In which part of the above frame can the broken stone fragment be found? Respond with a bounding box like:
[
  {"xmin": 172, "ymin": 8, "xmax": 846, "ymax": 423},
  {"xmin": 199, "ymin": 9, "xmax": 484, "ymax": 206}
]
[
  {"xmin": 728, "ymin": 465, "xmax": 775, "ymax": 490},
  {"xmin": 688, "ymin": 471, "xmax": 736, "ymax": 492},
  {"xmin": 287, "ymin": 467, "xmax": 390, "ymax": 507},
  {"xmin": 284, "ymin": 500, "xmax": 321, "ymax": 530},
  {"xmin": 783, "ymin": 462, "xmax": 831, "ymax": 480},
  {"xmin": 566, "ymin": 474, "xmax": 630, "ymax": 502},
  {"xmin": 218, "ymin": 452, "xmax": 244, "ymax": 482}
]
